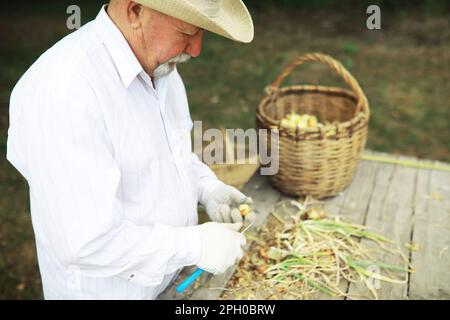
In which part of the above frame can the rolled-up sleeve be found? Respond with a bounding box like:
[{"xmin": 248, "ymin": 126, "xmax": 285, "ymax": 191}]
[{"xmin": 7, "ymin": 72, "xmax": 201, "ymax": 287}]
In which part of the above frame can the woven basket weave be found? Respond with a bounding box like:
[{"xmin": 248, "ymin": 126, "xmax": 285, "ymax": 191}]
[{"xmin": 256, "ymin": 53, "xmax": 370, "ymax": 198}]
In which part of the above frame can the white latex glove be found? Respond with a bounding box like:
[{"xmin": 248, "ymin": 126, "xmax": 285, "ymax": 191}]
[
  {"xmin": 193, "ymin": 222, "xmax": 246, "ymax": 275},
  {"xmin": 204, "ymin": 182, "xmax": 257, "ymax": 226}
]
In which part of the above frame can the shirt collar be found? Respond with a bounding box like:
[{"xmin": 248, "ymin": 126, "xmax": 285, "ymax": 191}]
[{"xmin": 95, "ymin": 5, "xmax": 143, "ymax": 88}]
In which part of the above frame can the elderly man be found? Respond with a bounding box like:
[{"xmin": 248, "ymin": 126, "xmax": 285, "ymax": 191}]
[{"xmin": 7, "ymin": 0, "xmax": 256, "ymax": 299}]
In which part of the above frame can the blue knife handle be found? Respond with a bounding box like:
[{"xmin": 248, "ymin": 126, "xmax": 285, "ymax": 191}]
[{"xmin": 176, "ymin": 268, "xmax": 205, "ymax": 293}]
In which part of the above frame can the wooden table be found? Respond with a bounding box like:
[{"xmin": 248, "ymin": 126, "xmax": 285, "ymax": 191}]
[{"xmin": 159, "ymin": 150, "xmax": 450, "ymax": 300}]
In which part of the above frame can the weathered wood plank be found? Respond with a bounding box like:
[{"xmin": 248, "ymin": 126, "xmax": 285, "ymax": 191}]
[
  {"xmin": 337, "ymin": 160, "xmax": 379, "ymax": 224},
  {"xmin": 347, "ymin": 156, "xmax": 415, "ymax": 300},
  {"xmin": 362, "ymin": 150, "xmax": 450, "ymax": 173},
  {"xmin": 409, "ymin": 163, "xmax": 450, "ymax": 299},
  {"xmin": 407, "ymin": 163, "xmax": 430, "ymax": 300}
]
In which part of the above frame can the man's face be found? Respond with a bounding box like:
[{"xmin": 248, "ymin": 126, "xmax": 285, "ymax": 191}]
[{"xmin": 138, "ymin": 6, "xmax": 204, "ymax": 78}]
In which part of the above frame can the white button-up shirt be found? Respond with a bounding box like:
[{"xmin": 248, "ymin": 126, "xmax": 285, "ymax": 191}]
[{"xmin": 6, "ymin": 6, "xmax": 221, "ymax": 299}]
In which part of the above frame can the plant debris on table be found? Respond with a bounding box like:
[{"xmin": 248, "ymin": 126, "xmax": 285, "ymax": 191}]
[{"xmin": 221, "ymin": 198, "xmax": 414, "ymax": 300}]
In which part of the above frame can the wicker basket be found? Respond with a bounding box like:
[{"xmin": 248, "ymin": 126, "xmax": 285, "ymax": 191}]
[{"xmin": 256, "ymin": 53, "xmax": 370, "ymax": 198}]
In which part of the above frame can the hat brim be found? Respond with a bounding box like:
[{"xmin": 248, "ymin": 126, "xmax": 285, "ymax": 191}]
[{"xmin": 136, "ymin": 0, "xmax": 254, "ymax": 43}]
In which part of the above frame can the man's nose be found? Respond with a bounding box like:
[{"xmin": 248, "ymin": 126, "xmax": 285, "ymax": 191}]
[{"xmin": 185, "ymin": 31, "xmax": 203, "ymax": 58}]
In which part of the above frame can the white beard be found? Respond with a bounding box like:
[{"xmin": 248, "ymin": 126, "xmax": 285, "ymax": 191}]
[{"xmin": 152, "ymin": 53, "xmax": 191, "ymax": 78}]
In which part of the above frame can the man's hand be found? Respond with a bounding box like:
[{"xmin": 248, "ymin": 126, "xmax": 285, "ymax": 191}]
[
  {"xmin": 204, "ymin": 182, "xmax": 257, "ymax": 226},
  {"xmin": 194, "ymin": 222, "xmax": 246, "ymax": 274}
]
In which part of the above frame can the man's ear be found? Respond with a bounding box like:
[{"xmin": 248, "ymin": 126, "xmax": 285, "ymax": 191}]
[{"xmin": 127, "ymin": 1, "xmax": 143, "ymax": 29}]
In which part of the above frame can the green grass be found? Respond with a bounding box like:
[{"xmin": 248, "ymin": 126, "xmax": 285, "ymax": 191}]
[{"xmin": 0, "ymin": 2, "xmax": 449, "ymax": 299}]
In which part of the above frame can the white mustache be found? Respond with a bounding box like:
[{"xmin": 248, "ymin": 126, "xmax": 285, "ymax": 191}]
[
  {"xmin": 168, "ymin": 53, "xmax": 191, "ymax": 64},
  {"xmin": 153, "ymin": 53, "xmax": 192, "ymax": 78}
]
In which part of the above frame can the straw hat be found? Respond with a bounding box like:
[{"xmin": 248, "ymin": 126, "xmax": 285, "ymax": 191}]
[{"xmin": 135, "ymin": 0, "xmax": 254, "ymax": 43}]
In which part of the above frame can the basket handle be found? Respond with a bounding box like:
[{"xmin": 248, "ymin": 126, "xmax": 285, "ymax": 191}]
[{"xmin": 266, "ymin": 53, "xmax": 370, "ymax": 116}]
